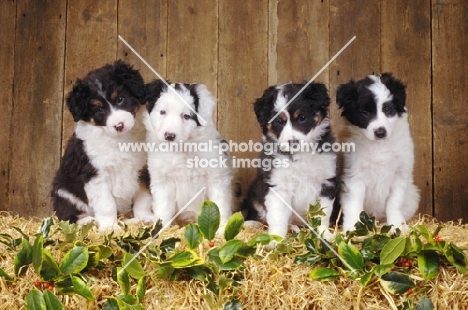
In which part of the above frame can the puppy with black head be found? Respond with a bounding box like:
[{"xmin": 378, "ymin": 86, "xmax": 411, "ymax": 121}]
[
  {"xmin": 336, "ymin": 73, "xmax": 419, "ymax": 233},
  {"xmin": 243, "ymin": 82, "xmax": 338, "ymax": 247},
  {"xmin": 52, "ymin": 60, "xmax": 153, "ymax": 231}
]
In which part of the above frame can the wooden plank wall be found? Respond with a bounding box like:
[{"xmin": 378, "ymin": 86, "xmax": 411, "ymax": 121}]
[{"xmin": 1, "ymin": 0, "xmax": 467, "ymax": 223}]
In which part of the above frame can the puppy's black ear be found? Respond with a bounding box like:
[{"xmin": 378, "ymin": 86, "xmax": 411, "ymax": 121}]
[
  {"xmin": 303, "ymin": 82, "xmax": 331, "ymax": 115},
  {"xmin": 254, "ymin": 86, "xmax": 278, "ymax": 127},
  {"xmin": 380, "ymin": 73, "xmax": 406, "ymax": 113},
  {"xmin": 113, "ymin": 60, "xmax": 146, "ymax": 103},
  {"xmin": 66, "ymin": 79, "xmax": 91, "ymax": 122},
  {"xmin": 187, "ymin": 83, "xmax": 215, "ymax": 126},
  {"xmin": 145, "ymin": 79, "xmax": 167, "ymax": 113},
  {"xmin": 336, "ymin": 80, "xmax": 358, "ymax": 110}
]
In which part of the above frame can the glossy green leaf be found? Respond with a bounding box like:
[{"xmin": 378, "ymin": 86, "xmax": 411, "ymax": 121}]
[
  {"xmin": 24, "ymin": 288, "xmax": 46, "ymax": 310},
  {"xmin": 445, "ymin": 243, "xmax": 467, "ymax": 274},
  {"xmin": 55, "ymin": 277, "xmax": 74, "ymax": 295},
  {"xmin": 122, "ymin": 252, "xmax": 145, "ymax": 280},
  {"xmin": 184, "ymin": 223, "xmax": 202, "ymax": 249},
  {"xmin": 14, "ymin": 238, "xmax": 32, "ymax": 276},
  {"xmin": 39, "ymin": 218, "xmax": 54, "ymax": 239},
  {"xmin": 40, "ymin": 249, "xmax": 61, "ymax": 281},
  {"xmin": 60, "ymin": 245, "xmax": 88, "ymax": 275},
  {"xmin": 0, "ymin": 267, "xmax": 13, "ymax": 281},
  {"xmin": 167, "ymin": 250, "xmax": 204, "ymax": 268},
  {"xmin": 373, "ymin": 264, "xmax": 394, "ymax": 277},
  {"xmin": 117, "ymin": 267, "xmax": 130, "ymax": 296},
  {"xmin": 418, "ymin": 251, "xmax": 439, "ymax": 280},
  {"xmin": 136, "ymin": 276, "xmax": 146, "ymax": 303},
  {"xmin": 71, "ymin": 275, "xmax": 95, "ymax": 301},
  {"xmin": 380, "ymin": 237, "xmax": 406, "ymax": 265},
  {"xmin": 43, "ymin": 289, "xmax": 65, "ymax": 310},
  {"xmin": 224, "ymin": 299, "xmax": 242, "ymax": 310},
  {"xmin": 224, "ymin": 212, "xmax": 244, "ymax": 241},
  {"xmin": 380, "ymin": 272, "xmax": 415, "ymax": 295},
  {"xmin": 338, "ymin": 242, "xmax": 364, "ymax": 270},
  {"xmin": 359, "ymin": 272, "xmax": 373, "ymax": 287},
  {"xmin": 309, "ymin": 267, "xmax": 341, "ymax": 282},
  {"xmin": 219, "ymin": 239, "xmax": 244, "ymax": 264},
  {"xmin": 247, "ymin": 233, "xmax": 281, "ymax": 246},
  {"xmin": 415, "ymin": 296, "xmax": 435, "ymax": 310},
  {"xmin": 32, "ymin": 235, "xmax": 44, "ymax": 276},
  {"xmin": 198, "ymin": 201, "xmax": 220, "ymax": 240},
  {"xmin": 207, "ymin": 248, "xmax": 243, "ymax": 271},
  {"xmin": 103, "ymin": 298, "xmax": 119, "ymax": 310},
  {"xmin": 157, "ymin": 263, "xmax": 175, "ymax": 279}
]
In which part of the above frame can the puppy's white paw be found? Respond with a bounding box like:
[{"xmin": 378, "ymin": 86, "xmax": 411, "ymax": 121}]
[
  {"xmin": 264, "ymin": 239, "xmax": 279, "ymax": 251},
  {"xmin": 97, "ymin": 221, "xmax": 121, "ymax": 233},
  {"xmin": 319, "ymin": 228, "xmax": 335, "ymax": 242}
]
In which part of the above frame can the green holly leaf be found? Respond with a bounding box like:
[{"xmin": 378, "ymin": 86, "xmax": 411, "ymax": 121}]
[
  {"xmin": 380, "ymin": 237, "xmax": 407, "ymax": 265},
  {"xmin": 198, "ymin": 201, "xmax": 220, "ymax": 240},
  {"xmin": 418, "ymin": 250, "xmax": 439, "ymax": 280},
  {"xmin": 24, "ymin": 288, "xmax": 46, "ymax": 310},
  {"xmin": 380, "ymin": 272, "xmax": 415, "ymax": 295},
  {"xmin": 60, "ymin": 245, "xmax": 88, "ymax": 275},
  {"xmin": 43, "ymin": 289, "xmax": 65, "ymax": 310},
  {"xmin": 14, "ymin": 238, "xmax": 32, "ymax": 276},
  {"xmin": 71, "ymin": 275, "xmax": 95, "ymax": 301},
  {"xmin": 122, "ymin": 252, "xmax": 145, "ymax": 280},
  {"xmin": 184, "ymin": 223, "xmax": 202, "ymax": 249},
  {"xmin": 224, "ymin": 212, "xmax": 244, "ymax": 241},
  {"xmin": 338, "ymin": 241, "xmax": 364, "ymax": 270},
  {"xmin": 309, "ymin": 267, "xmax": 341, "ymax": 282},
  {"xmin": 219, "ymin": 239, "xmax": 244, "ymax": 264}
]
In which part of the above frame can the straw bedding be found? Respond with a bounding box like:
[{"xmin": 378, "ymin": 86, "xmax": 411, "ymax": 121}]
[{"xmin": 0, "ymin": 212, "xmax": 467, "ymax": 310}]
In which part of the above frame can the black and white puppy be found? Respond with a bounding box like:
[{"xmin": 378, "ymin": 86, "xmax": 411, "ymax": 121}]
[
  {"xmin": 143, "ymin": 80, "xmax": 233, "ymax": 228},
  {"xmin": 52, "ymin": 60, "xmax": 153, "ymax": 231},
  {"xmin": 243, "ymin": 82, "xmax": 337, "ymax": 244},
  {"xmin": 336, "ymin": 73, "xmax": 419, "ymax": 233}
]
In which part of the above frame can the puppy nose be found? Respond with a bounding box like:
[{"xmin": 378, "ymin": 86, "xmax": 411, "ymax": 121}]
[
  {"xmin": 374, "ymin": 127, "xmax": 387, "ymax": 139},
  {"xmin": 114, "ymin": 122, "xmax": 124, "ymax": 132},
  {"xmin": 164, "ymin": 132, "xmax": 176, "ymax": 141}
]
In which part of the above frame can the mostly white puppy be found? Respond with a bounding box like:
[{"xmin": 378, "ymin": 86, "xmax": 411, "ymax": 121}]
[
  {"xmin": 243, "ymin": 82, "xmax": 338, "ymax": 245},
  {"xmin": 336, "ymin": 73, "xmax": 419, "ymax": 233},
  {"xmin": 143, "ymin": 80, "xmax": 233, "ymax": 228},
  {"xmin": 52, "ymin": 60, "xmax": 153, "ymax": 231}
]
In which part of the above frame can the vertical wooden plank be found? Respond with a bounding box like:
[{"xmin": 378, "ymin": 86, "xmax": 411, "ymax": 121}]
[
  {"xmin": 117, "ymin": 0, "xmax": 168, "ymax": 83},
  {"xmin": 167, "ymin": 0, "xmax": 218, "ymax": 125},
  {"xmin": 432, "ymin": 0, "xmax": 468, "ymax": 222},
  {"xmin": 269, "ymin": 0, "xmax": 329, "ymax": 86},
  {"xmin": 381, "ymin": 0, "xmax": 433, "ymax": 217},
  {"xmin": 167, "ymin": 0, "xmax": 218, "ymax": 95},
  {"xmin": 329, "ymin": 0, "xmax": 381, "ymax": 135},
  {"xmin": 0, "ymin": 0, "xmax": 16, "ymax": 211},
  {"xmin": 218, "ymin": 0, "xmax": 269, "ymax": 198},
  {"xmin": 63, "ymin": 0, "xmax": 118, "ymax": 152},
  {"xmin": 9, "ymin": 0, "xmax": 66, "ymax": 217}
]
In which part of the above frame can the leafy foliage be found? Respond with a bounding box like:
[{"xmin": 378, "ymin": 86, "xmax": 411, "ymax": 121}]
[{"xmin": 0, "ymin": 202, "xmax": 466, "ymax": 310}]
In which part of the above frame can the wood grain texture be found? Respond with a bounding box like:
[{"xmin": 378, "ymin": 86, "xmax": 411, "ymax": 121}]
[
  {"xmin": 269, "ymin": 0, "xmax": 329, "ymax": 86},
  {"xmin": 432, "ymin": 0, "xmax": 468, "ymax": 221},
  {"xmin": 9, "ymin": 0, "xmax": 66, "ymax": 217},
  {"xmin": 381, "ymin": 0, "xmax": 433, "ymax": 217},
  {"xmin": 329, "ymin": 0, "xmax": 381, "ymax": 135},
  {"xmin": 0, "ymin": 0, "xmax": 16, "ymax": 211},
  {"xmin": 62, "ymin": 0, "xmax": 118, "ymax": 152},
  {"xmin": 117, "ymin": 0, "xmax": 168, "ymax": 83},
  {"xmin": 218, "ymin": 0, "xmax": 269, "ymax": 199},
  {"xmin": 167, "ymin": 0, "xmax": 218, "ymax": 124}
]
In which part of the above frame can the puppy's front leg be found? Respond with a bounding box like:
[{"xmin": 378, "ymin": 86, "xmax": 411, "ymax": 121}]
[
  {"xmin": 84, "ymin": 181, "xmax": 119, "ymax": 232},
  {"xmin": 341, "ymin": 179, "xmax": 366, "ymax": 233},
  {"xmin": 265, "ymin": 189, "xmax": 292, "ymax": 240},
  {"xmin": 386, "ymin": 180, "xmax": 409, "ymax": 233},
  {"xmin": 151, "ymin": 181, "xmax": 177, "ymax": 226}
]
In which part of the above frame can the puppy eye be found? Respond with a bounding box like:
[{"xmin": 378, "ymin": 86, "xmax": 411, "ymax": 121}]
[
  {"xmin": 160, "ymin": 110, "xmax": 166, "ymax": 115},
  {"xmin": 277, "ymin": 118, "xmax": 285, "ymax": 125},
  {"xmin": 298, "ymin": 115, "xmax": 307, "ymax": 123},
  {"xmin": 183, "ymin": 114, "xmax": 191, "ymax": 120},
  {"xmin": 116, "ymin": 96, "xmax": 124, "ymax": 104},
  {"xmin": 361, "ymin": 111, "xmax": 370, "ymax": 117},
  {"xmin": 97, "ymin": 107, "xmax": 104, "ymax": 113},
  {"xmin": 383, "ymin": 106, "xmax": 392, "ymax": 113}
]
